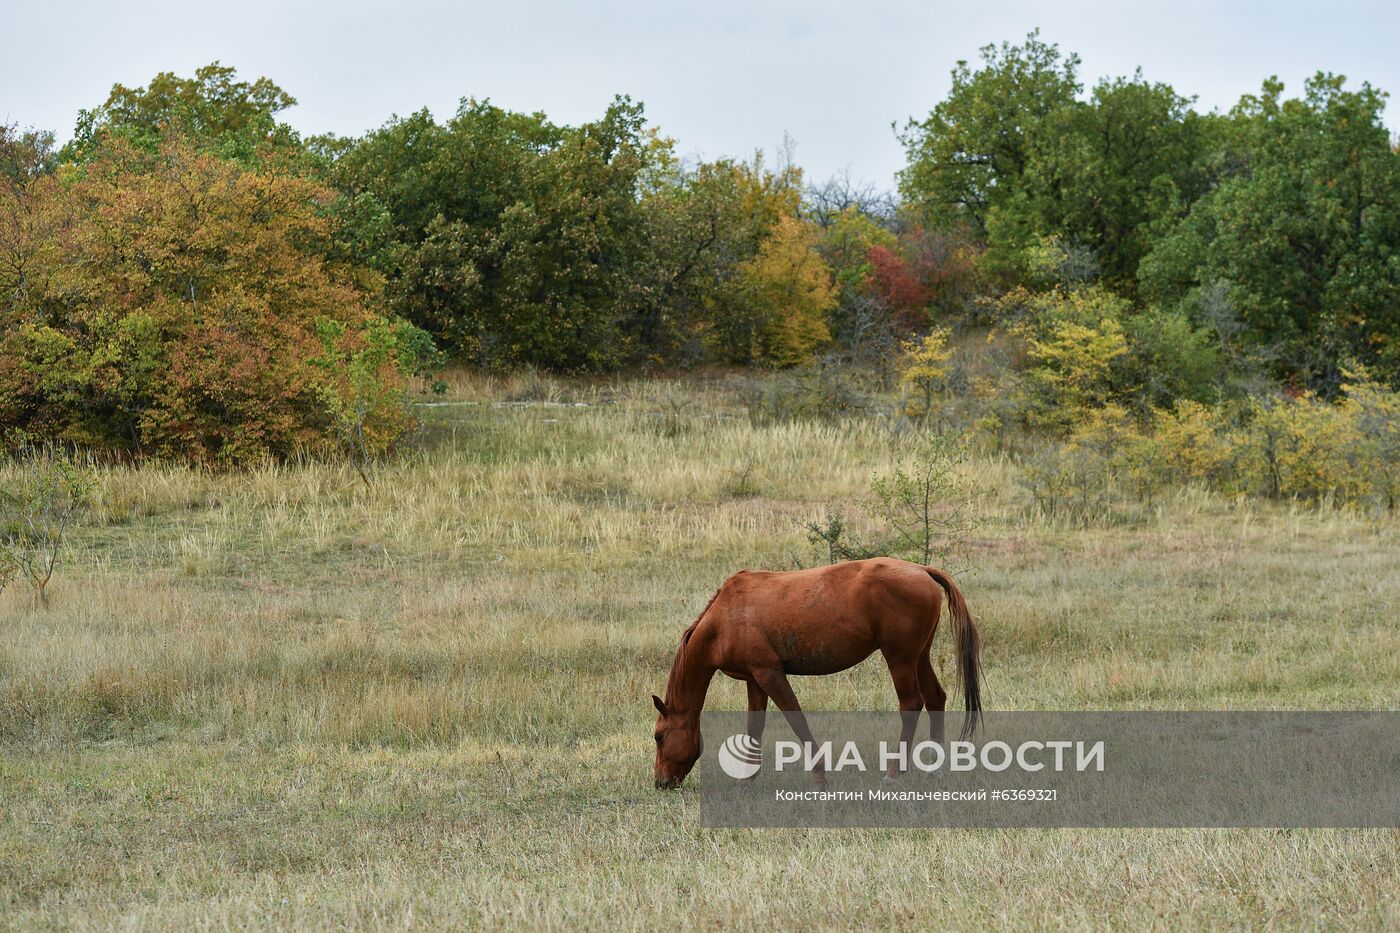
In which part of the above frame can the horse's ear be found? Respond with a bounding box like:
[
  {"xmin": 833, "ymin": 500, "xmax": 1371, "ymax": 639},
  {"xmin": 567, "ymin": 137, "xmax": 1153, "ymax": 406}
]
[{"xmin": 652, "ymin": 695, "xmax": 667, "ymax": 715}]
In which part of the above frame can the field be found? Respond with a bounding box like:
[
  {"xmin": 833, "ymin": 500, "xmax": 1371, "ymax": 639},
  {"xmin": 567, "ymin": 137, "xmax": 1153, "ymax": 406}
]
[{"xmin": 2, "ymin": 373, "xmax": 1399, "ymax": 930}]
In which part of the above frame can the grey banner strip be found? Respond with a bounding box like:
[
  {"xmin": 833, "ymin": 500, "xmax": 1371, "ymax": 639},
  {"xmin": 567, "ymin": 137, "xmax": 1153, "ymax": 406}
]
[{"xmin": 697, "ymin": 712, "xmax": 1400, "ymax": 827}]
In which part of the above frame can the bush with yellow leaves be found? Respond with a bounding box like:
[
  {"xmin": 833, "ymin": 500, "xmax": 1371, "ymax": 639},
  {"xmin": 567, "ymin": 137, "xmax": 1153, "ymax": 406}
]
[
  {"xmin": 1144, "ymin": 400, "xmax": 1237, "ymax": 489},
  {"xmin": 1003, "ymin": 287, "xmax": 1131, "ymax": 432},
  {"xmin": 1235, "ymin": 394, "xmax": 1363, "ymax": 502},
  {"xmin": 1343, "ymin": 370, "xmax": 1400, "ymax": 510},
  {"xmin": 898, "ymin": 327, "xmax": 954, "ymax": 420},
  {"xmin": 1014, "ymin": 358, "xmax": 1400, "ymax": 514}
]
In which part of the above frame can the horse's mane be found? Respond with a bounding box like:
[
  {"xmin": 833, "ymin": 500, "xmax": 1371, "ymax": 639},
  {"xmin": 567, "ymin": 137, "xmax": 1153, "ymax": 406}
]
[{"xmin": 663, "ymin": 584, "xmax": 724, "ymax": 707}]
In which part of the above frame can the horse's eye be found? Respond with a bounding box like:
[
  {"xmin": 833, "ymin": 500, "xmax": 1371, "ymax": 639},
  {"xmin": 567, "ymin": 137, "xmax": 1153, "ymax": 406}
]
[{"xmin": 654, "ymin": 733, "xmax": 663, "ymax": 745}]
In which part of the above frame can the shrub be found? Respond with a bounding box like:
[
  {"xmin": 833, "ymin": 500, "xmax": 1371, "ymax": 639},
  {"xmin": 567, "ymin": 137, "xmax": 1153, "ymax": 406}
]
[
  {"xmin": 800, "ymin": 505, "xmax": 883, "ymax": 565},
  {"xmin": 1019, "ymin": 442, "xmax": 1105, "ymax": 519},
  {"xmin": 1120, "ymin": 307, "xmax": 1221, "ymax": 409},
  {"xmin": 1342, "ymin": 369, "xmax": 1400, "ymax": 509},
  {"xmin": 1019, "ymin": 405, "xmax": 1149, "ymax": 518},
  {"xmin": 898, "ymin": 328, "xmax": 954, "ymax": 420},
  {"xmin": 1237, "ymin": 394, "xmax": 1362, "ymax": 502},
  {"xmin": 868, "ymin": 433, "xmax": 978, "ymax": 568},
  {"xmin": 735, "ymin": 361, "xmax": 875, "ymax": 425},
  {"xmin": 313, "ymin": 316, "xmax": 445, "ymax": 485},
  {"xmin": 0, "ymin": 138, "xmax": 432, "ymax": 465},
  {"xmin": 0, "ymin": 451, "xmax": 93, "ymax": 607},
  {"xmin": 1144, "ymin": 400, "xmax": 1235, "ymax": 488},
  {"xmin": 1009, "ymin": 286, "xmax": 1131, "ymax": 431},
  {"xmin": 1014, "ymin": 384, "xmax": 1400, "ymax": 513}
]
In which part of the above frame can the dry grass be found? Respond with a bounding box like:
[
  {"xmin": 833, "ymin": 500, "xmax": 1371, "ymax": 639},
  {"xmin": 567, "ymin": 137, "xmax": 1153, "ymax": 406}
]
[{"xmin": 2, "ymin": 374, "xmax": 1398, "ymax": 929}]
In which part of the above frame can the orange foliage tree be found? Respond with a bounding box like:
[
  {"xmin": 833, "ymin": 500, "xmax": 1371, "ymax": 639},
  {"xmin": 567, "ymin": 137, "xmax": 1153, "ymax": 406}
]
[{"xmin": 0, "ymin": 138, "xmax": 427, "ymax": 464}]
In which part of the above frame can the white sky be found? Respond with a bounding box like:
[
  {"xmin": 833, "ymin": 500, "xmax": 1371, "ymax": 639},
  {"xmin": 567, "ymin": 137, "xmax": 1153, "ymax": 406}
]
[{"xmin": 4, "ymin": 0, "xmax": 1397, "ymax": 189}]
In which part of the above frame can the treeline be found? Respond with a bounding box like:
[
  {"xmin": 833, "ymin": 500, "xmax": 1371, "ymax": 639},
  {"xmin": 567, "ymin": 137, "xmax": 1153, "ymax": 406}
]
[
  {"xmin": 899, "ymin": 32, "xmax": 1400, "ymax": 396},
  {"xmin": 4, "ymin": 33, "xmax": 1400, "ymax": 465}
]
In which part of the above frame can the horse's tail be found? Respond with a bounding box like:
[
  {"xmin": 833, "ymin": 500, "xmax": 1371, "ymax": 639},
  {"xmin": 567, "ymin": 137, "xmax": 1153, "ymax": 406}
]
[{"xmin": 925, "ymin": 566, "xmax": 982, "ymax": 738}]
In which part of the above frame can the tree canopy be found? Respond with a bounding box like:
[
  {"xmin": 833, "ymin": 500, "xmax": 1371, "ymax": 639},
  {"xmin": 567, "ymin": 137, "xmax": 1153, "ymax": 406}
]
[{"xmin": 6, "ymin": 44, "xmax": 1400, "ymax": 464}]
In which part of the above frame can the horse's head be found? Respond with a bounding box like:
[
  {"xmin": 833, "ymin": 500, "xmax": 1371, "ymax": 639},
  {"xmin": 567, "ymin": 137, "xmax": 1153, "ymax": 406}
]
[{"xmin": 652, "ymin": 694, "xmax": 702, "ymax": 789}]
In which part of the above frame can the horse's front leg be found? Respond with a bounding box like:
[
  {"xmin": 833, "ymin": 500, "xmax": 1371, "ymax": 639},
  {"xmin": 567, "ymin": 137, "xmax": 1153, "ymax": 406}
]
[
  {"xmin": 740, "ymin": 680, "xmax": 768, "ymax": 782},
  {"xmin": 745, "ymin": 680, "xmax": 769, "ymax": 742},
  {"xmin": 751, "ymin": 667, "xmax": 827, "ymax": 787}
]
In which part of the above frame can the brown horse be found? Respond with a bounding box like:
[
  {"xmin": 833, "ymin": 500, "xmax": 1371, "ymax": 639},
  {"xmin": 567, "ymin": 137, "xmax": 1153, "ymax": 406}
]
[{"xmin": 652, "ymin": 557, "xmax": 981, "ymax": 789}]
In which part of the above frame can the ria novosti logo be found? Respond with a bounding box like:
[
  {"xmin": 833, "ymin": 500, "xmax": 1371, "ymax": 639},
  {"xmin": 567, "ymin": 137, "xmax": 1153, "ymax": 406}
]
[
  {"xmin": 715, "ymin": 734, "xmax": 1106, "ymax": 779},
  {"xmin": 716, "ymin": 733, "xmax": 763, "ymax": 779}
]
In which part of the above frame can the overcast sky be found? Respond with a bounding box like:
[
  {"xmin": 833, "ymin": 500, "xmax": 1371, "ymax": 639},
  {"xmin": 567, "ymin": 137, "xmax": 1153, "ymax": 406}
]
[{"xmin": 5, "ymin": 0, "xmax": 1398, "ymax": 188}]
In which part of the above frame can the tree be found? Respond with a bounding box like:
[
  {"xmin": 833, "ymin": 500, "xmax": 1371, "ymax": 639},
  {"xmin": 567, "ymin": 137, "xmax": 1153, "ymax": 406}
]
[
  {"xmin": 867, "ymin": 243, "xmax": 930, "ymax": 329},
  {"xmin": 0, "ymin": 125, "xmax": 56, "ymax": 185},
  {"xmin": 329, "ymin": 97, "xmax": 657, "ymax": 371},
  {"xmin": 1013, "ymin": 287, "xmax": 1131, "ymax": 430},
  {"xmin": 820, "ymin": 206, "xmax": 896, "ymax": 302},
  {"xmin": 899, "ymin": 328, "xmax": 955, "ymax": 419},
  {"xmin": 1119, "ymin": 308, "xmax": 1221, "ymax": 409},
  {"xmin": 818, "ymin": 206, "xmax": 899, "ymax": 357},
  {"xmin": 481, "ymin": 98, "xmax": 650, "ymax": 370},
  {"xmin": 0, "ymin": 138, "xmax": 425, "ymax": 464},
  {"xmin": 0, "ymin": 452, "xmax": 93, "ymax": 608},
  {"xmin": 1140, "ymin": 74, "xmax": 1400, "ymax": 390},
  {"xmin": 313, "ymin": 316, "xmax": 443, "ymax": 487},
  {"xmin": 899, "ymin": 30, "xmax": 1080, "ymax": 236},
  {"xmin": 0, "ymin": 126, "xmax": 63, "ymax": 345},
  {"xmin": 627, "ymin": 151, "xmax": 805, "ymax": 367},
  {"xmin": 626, "ymin": 151, "xmax": 800, "ymax": 365},
  {"xmin": 63, "ymin": 62, "xmax": 302, "ymax": 164},
  {"xmin": 868, "ymin": 434, "xmax": 977, "ymax": 568},
  {"xmin": 1029, "ymin": 73, "xmax": 1215, "ymax": 294},
  {"xmin": 735, "ymin": 216, "xmax": 835, "ymax": 367},
  {"xmin": 804, "ymin": 170, "xmax": 896, "ymax": 229}
]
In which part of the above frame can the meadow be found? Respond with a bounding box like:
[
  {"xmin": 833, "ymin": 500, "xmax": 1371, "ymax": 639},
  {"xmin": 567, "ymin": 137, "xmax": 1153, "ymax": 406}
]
[{"xmin": 2, "ymin": 373, "xmax": 1398, "ymax": 930}]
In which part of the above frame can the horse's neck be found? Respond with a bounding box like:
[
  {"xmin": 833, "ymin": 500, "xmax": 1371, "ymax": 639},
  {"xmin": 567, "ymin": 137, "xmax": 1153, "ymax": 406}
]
[{"xmin": 666, "ymin": 635, "xmax": 716, "ymax": 718}]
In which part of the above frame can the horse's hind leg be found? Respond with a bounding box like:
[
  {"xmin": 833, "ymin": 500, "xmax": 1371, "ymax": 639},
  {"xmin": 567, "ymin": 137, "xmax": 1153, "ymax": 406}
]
[
  {"xmin": 751, "ymin": 667, "xmax": 826, "ymax": 786},
  {"xmin": 917, "ymin": 650, "xmax": 947, "ymax": 745},
  {"xmin": 882, "ymin": 650, "xmax": 925, "ymax": 779}
]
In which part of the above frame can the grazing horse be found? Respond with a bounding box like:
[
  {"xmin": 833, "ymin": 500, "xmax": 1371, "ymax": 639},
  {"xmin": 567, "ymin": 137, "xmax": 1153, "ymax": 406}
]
[{"xmin": 652, "ymin": 557, "xmax": 981, "ymax": 789}]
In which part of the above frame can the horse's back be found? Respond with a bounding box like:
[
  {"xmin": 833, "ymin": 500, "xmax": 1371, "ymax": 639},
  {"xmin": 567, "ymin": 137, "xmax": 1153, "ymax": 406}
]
[
  {"xmin": 707, "ymin": 559, "xmax": 940, "ymax": 673},
  {"xmin": 720, "ymin": 558, "xmax": 934, "ymax": 607}
]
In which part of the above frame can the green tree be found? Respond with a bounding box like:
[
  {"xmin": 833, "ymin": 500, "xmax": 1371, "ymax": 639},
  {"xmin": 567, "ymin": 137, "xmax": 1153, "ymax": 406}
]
[
  {"xmin": 0, "ymin": 452, "xmax": 93, "ymax": 608},
  {"xmin": 899, "ymin": 30, "xmax": 1080, "ymax": 237},
  {"xmin": 482, "ymin": 98, "xmax": 650, "ymax": 370},
  {"xmin": 1119, "ymin": 308, "xmax": 1221, "ymax": 409},
  {"xmin": 329, "ymin": 97, "xmax": 656, "ymax": 371},
  {"xmin": 63, "ymin": 62, "xmax": 302, "ymax": 164},
  {"xmin": 1140, "ymin": 74, "xmax": 1400, "ymax": 389},
  {"xmin": 1029, "ymin": 73, "xmax": 1215, "ymax": 294}
]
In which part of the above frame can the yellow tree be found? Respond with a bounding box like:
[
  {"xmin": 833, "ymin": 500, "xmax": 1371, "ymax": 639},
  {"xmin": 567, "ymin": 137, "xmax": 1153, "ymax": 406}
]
[
  {"xmin": 738, "ymin": 216, "xmax": 835, "ymax": 366},
  {"xmin": 899, "ymin": 327, "xmax": 954, "ymax": 418}
]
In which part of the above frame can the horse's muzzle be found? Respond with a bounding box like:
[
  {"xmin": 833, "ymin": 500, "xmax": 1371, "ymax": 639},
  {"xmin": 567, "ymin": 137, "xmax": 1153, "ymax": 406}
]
[{"xmin": 655, "ymin": 777, "xmax": 681, "ymax": 790}]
